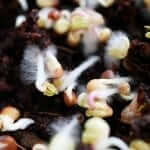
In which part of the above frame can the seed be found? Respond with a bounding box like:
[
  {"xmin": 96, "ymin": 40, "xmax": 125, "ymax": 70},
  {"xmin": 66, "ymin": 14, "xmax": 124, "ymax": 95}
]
[
  {"xmin": 86, "ymin": 101, "xmax": 113, "ymax": 118},
  {"xmin": 82, "ymin": 117, "xmax": 110, "ymax": 144},
  {"xmin": 54, "ymin": 17, "xmax": 70, "ymax": 35},
  {"xmin": 0, "ymin": 136, "xmax": 17, "ymax": 150},
  {"xmin": 70, "ymin": 15, "xmax": 89, "ymax": 31},
  {"xmin": 1, "ymin": 106, "xmax": 20, "ymax": 121},
  {"xmin": 130, "ymin": 140, "xmax": 150, "ymax": 150}
]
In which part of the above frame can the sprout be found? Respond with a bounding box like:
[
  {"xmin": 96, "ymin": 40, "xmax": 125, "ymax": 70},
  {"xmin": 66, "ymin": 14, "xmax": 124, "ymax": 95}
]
[
  {"xmin": 15, "ymin": 15, "xmax": 26, "ymax": 28},
  {"xmin": 86, "ymin": 76, "xmax": 134, "ymax": 104},
  {"xmin": 82, "ymin": 118, "xmax": 129, "ymax": 150},
  {"xmin": 64, "ymin": 83, "xmax": 77, "ymax": 107},
  {"xmin": 87, "ymin": 77, "xmax": 131, "ymax": 92},
  {"xmin": 21, "ymin": 45, "xmax": 61, "ymax": 96},
  {"xmin": 44, "ymin": 45, "xmax": 64, "ymax": 78},
  {"xmin": 48, "ymin": 117, "xmax": 80, "ymax": 150},
  {"xmin": 0, "ymin": 106, "xmax": 34, "ymax": 132},
  {"xmin": 87, "ymin": 89, "xmax": 117, "ymax": 108},
  {"xmin": 77, "ymin": 92, "xmax": 113, "ymax": 118},
  {"xmin": 57, "ymin": 56, "xmax": 99, "ymax": 92},
  {"xmin": 18, "ymin": 0, "xmax": 28, "ymax": 11}
]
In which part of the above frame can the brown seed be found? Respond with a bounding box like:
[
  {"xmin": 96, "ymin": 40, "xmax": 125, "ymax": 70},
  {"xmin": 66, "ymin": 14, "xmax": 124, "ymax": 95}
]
[
  {"xmin": 121, "ymin": 96, "xmax": 141, "ymax": 124},
  {"xmin": 100, "ymin": 70, "xmax": 115, "ymax": 79},
  {"xmin": 64, "ymin": 91, "xmax": 77, "ymax": 107},
  {"xmin": 0, "ymin": 136, "xmax": 17, "ymax": 150},
  {"xmin": 1, "ymin": 106, "xmax": 20, "ymax": 121}
]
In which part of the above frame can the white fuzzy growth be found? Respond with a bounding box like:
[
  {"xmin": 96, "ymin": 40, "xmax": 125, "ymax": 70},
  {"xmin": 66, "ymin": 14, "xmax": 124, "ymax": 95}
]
[
  {"xmin": 95, "ymin": 137, "xmax": 129, "ymax": 150},
  {"xmin": 35, "ymin": 54, "xmax": 48, "ymax": 92},
  {"xmin": 48, "ymin": 118, "xmax": 79, "ymax": 150},
  {"xmin": 99, "ymin": 77, "xmax": 131, "ymax": 86},
  {"xmin": 65, "ymin": 83, "xmax": 77, "ymax": 100},
  {"xmin": 0, "ymin": 115, "xmax": 34, "ymax": 132},
  {"xmin": 38, "ymin": 8, "xmax": 54, "ymax": 29},
  {"xmin": 7, "ymin": 118, "xmax": 34, "ymax": 131},
  {"xmin": 18, "ymin": 0, "xmax": 29, "ymax": 11},
  {"xmin": 45, "ymin": 45, "xmax": 57, "ymax": 56},
  {"xmin": 93, "ymin": 88, "xmax": 118, "ymax": 100},
  {"xmin": 20, "ymin": 45, "xmax": 40, "ymax": 84},
  {"xmin": 60, "ymin": 56, "xmax": 99, "ymax": 91},
  {"xmin": 82, "ymin": 28, "xmax": 99, "ymax": 56},
  {"xmin": 15, "ymin": 15, "xmax": 26, "ymax": 28},
  {"xmin": 106, "ymin": 137, "xmax": 129, "ymax": 150}
]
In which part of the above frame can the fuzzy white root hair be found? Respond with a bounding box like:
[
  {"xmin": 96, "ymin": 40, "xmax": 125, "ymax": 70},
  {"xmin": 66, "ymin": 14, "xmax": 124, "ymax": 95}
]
[
  {"xmin": 48, "ymin": 117, "xmax": 80, "ymax": 150},
  {"xmin": 20, "ymin": 45, "xmax": 40, "ymax": 84},
  {"xmin": 35, "ymin": 54, "xmax": 48, "ymax": 92},
  {"xmin": 60, "ymin": 56, "xmax": 99, "ymax": 91},
  {"xmin": 18, "ymin": 0, "xmax": 29, "ymax": 11}
]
